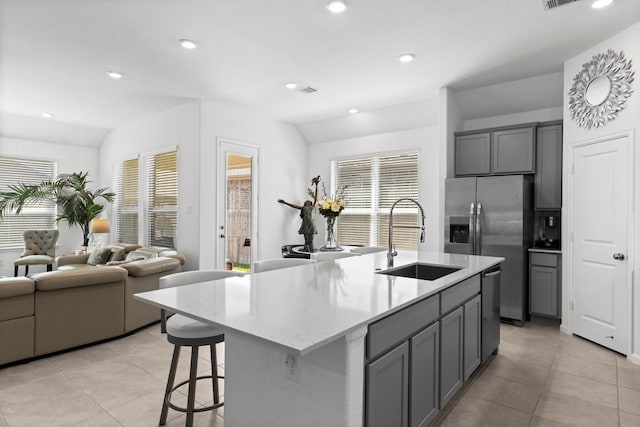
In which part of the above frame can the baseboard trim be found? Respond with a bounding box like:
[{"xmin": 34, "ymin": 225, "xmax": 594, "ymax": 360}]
[
  {"xmin": 559, "ymin": 324, "xmax": 571, "ymax": 335},
  {"xmin": 627, "ymin": 353, "xmax": 640, "ymax": 366}
]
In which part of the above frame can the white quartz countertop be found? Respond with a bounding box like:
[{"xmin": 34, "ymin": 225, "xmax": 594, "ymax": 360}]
[{"xmin": 134, "ymin": 251, "xmax": 503, "ymax": 355}]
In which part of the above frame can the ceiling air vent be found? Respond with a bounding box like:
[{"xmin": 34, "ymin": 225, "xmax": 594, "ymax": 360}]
[
  {"xmin": 297, "ymin": 86, "xmax": 318, "ymax": 94},
  {"xmin": 542, "ymin": 0, "xmax": 583, "ymax": 10}
]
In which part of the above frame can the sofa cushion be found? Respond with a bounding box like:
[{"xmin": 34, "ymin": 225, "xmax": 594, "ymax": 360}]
[
  {"xmin": 32, "ymin": 267, "xmax": 128, "ymax": 291},
  {"xmin": 119, "ymin": 257, "xmax": 180, "ymax": 277},
  {"xmin": 108, "ymin": 248, "xmax": 126, "ymax": 262},
  {"xmin": 87, "ymin": 247, "xmax": 112, "ymax": 266},
  {"xmin": 125, "ymin": 250, "xmax": 151, "ymax": 262},
  {"xmin": 0, "ymin": 277, "xmax": 35, "ymax": 299}
]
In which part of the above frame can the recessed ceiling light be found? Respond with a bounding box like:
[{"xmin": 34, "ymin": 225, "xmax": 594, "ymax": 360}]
[
  {"xmin": 41, "ymin": 112, "xmax": 53, "ymax": 118},
  {"xmin": 179, "ymin": 39, "xmax": 198, "ymax": 49},
  {"xmin": 348, "ymin": 108, "xmax": 359, "ymax": 114},
  {"xmin": 592, "ymin": 0, "xmax": 613, "ymax": 8},
  {"xmin": 398, "ymin": 53, "xmax": 415, "ymax": 63},
  {"xmin": 327, "ymin": 0, "xmax": 348, "ymax": 13},
  {"xmin": 106, "ymin": 71, "xmax": 123, "ymax": 80},
  {"xmin": 285, "ymin": 82, "xmax": 298, "ymax": 89}
]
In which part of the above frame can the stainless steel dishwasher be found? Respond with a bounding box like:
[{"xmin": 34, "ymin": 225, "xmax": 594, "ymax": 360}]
[{"xmin": 482, "ymin": 266, "xmax": 501, "ymax": 362}]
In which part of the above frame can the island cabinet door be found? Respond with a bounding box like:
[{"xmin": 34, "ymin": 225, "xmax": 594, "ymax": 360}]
[
  {"xmin": 440, "ymin": 306, "xmax": 464, "ymax": 408},
  {"xmin": 410, "ymin": 322, "xmax": 439, "ymax": 427},
  {"xmin": 463, "ymin": 294, "xmax": 482, "ymax": 380},
  {"xmin": 366, "ymin": 342, "xmax": 409, "ymax": 427}
]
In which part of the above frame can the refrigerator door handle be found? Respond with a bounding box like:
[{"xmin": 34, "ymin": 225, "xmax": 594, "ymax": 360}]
[
  {"xmin": 476, "ymin": 202, "xmax": 482, "ymax": 255},
  {"xmin": 469, "ymin": 202, "xmax": 475, "ymax": 255}
]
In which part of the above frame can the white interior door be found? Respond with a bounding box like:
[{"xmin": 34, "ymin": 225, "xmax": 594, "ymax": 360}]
[
  {"xmin": 571, "ymin": 135, "xmax": 631, "ymax": 354},
  {"xmin": 217, "ymin": 139, "xmax": 259, "ymax": 271}
]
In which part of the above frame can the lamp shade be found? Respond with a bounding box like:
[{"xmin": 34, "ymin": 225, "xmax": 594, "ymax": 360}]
[{"xmin": 89, "ymin": 218, "xmax": 110, "ymax": 234}]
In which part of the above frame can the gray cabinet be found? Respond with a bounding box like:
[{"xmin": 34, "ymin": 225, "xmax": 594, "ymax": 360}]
[
  {"xmin": 439, "ymin": 306, "xmax": 463, "ymax": 408},
  {"xmin": 535, "ymin": 124, "xmax": 563, "ymax": 209},
  {"xmin": 410, "ymin": 322, "xmax": 439, "ymax": 427},
  {"xmin": 366, "ymin": 341, "xmax": 409, "ymax": 427},
  {"xmin": 455, "ymin": 133, "xmax": 491, "ymax": 176},
  {"xmin": 529, "ymin": 252, "xmax": 561, "ymax": 318},
  {"xmin": 454, "ymin": 126, "xmax": 535, "ymax": 177},
  {"xmin": 492, "ymin": 127, "xmax": 535, "ymax": 174},
  {"xmin": 366, "ymin": 271, "xmax": 494, "ymax": 426},
  {"xmin": 481, "ymin": 268, "xmax": 501, "ymax": 363},
  {"xmin": 463, "ymin": 295, "xmax": 481, "ymax": 380}
]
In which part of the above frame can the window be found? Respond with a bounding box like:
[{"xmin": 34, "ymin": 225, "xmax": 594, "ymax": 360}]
[
  {"xmin": 333, "ymin": 152, "xmax": 419, "ymax": 250},
  {"xmin": 0, "ymin": 157, "xmax": 57, "ymax": 248},
  {"xmin": 145, "ymin": 150, "xmax": 178, "ymax": 248},
  {"xmin": 113, "ymin": 149, "xmax": 178, "ymax": 247},
  {"xmin": 113, "ymin": 158, "xmax": 139, "ymax": 243}
]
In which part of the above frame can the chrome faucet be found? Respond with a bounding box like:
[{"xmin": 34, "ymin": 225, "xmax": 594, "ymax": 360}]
[{"xmin": 387, "ymin": 198, "xmax": 426, "ymax": 267}]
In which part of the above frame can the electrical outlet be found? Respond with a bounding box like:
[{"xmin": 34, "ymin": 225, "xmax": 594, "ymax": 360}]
[{"xmin": 284, "ymin": 354, "xmax": 300, "ymax": 381}]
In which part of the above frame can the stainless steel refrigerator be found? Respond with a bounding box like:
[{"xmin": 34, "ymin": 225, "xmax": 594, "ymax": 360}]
[{"xmin": 445, "ymin": 175, "xmax": 533, "ymax": 324}]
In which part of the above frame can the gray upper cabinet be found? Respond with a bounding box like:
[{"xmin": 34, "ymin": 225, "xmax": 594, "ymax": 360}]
[
  {"xmin": 492, "ymin": 127, "xmax": 535, "ymax": 174},
  {"xmin": 454, "ymin": 125, "xmax": 536, "ymax": 177},
  {"xmin": 535, "ymin": 124, "xmax": 563, "ymax": 209},
  {"xmin": 366, "ymin": 341, "xmax": 409, "ymax": 427},
  {"xmin": 455, "ymin": 133, "xmax": 491, "ymax": 176}
]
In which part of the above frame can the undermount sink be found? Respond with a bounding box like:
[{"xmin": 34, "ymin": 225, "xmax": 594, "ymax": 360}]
[{"xmin": 378, "ymin": 263, "xmax": 462, "ymax": 281}]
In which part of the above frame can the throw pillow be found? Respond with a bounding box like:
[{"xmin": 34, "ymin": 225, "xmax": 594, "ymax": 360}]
[
  {"xmin": 125, "ymin": 251, "xmax": 147, "ymax": 262},
  {"xmin": 108, "ymin": 248, "xmax": 126, "ymax": 262},
  {"xmin": 87, "ymin": 247, "xmax": 112, "ymax": 266}
]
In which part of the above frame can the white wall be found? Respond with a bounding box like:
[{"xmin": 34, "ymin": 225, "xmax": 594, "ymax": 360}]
[
  {"xmin": 98, "ymin": 101, "xmax": 201, "ymax": 271},
  {"xmin": 306, "ymin": 127, "xmax": 440, "ymax": 253},
  {"xmin": 561, "ymin": 22, "xmax": 640, "ymax": 362},
  {"xmin": 0, "ymin": 136, "xmax": 99, "ymax": 276},
  {"xmin": 296, "ymin": 99, "xmax": 438, "ymax": 145},
  {"xmin": 462, "ymin": 106, "xmax": 563, "ymax": 131},
  {"xmin": 199, "ymin": 100, "xmax": 308, "ymax": 269}
]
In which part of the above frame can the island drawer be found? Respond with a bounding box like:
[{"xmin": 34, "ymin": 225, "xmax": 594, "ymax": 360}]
[
  {"xmin": 530, "ymin": 253, "xmax": 558, "ymax": 267},
  {"xmin": 367, "ymin": 294, "xmax": 440, "ymax": 359},
  {"xmin": 440, "ymin": 274, "xmax": 480, "ymax": 314}
]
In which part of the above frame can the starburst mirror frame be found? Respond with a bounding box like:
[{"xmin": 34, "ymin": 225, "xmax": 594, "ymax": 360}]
[{"xmin": 568, "ymin": 49, "xmax": 635, "ymax": 129}]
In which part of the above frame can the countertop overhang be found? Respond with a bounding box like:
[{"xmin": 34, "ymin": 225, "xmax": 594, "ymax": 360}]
[{"xmin": 135, "ymin": 251, "xmax": 503, "ymax": 355}]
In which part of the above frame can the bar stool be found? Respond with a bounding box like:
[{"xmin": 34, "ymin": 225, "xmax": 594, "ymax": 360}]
[{"xmin": 159, "ymin": 270, "xmax": 244, "ymax": 426}]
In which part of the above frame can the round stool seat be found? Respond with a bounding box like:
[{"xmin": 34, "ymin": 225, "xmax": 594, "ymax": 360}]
[{"xmin": 166, "ymin": 314, "xmax": 223, "ymax": 340}]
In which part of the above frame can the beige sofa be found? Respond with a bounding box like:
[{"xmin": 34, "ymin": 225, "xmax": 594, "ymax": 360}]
[{"xmin": 0, "ymin": 249, "xmax": 183, "ymax": 365}]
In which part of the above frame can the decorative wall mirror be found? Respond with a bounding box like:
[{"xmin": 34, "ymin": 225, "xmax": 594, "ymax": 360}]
[{"xmin": 568, "ymin": 49, "xmax": 634, "ymax": 129}]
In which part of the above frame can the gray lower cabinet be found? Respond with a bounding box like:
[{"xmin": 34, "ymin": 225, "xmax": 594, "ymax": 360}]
[
  {"xmin": 492, "ymin": 127, "xmax": 535, "ymax": 174},
  {"xmin": 410, "ymin": 322, "xmax": 439, "ymax": 427},
  {"xmin": 454, "ymin": 133, "xmax": 491, "ymax": 176},
  {"xmin": 535, "ymin": 124, "xmax": 563, "ymax": 209},
  {"xmin": 529, "ymin": 252, "xmax": 561, "ymax": 318},
  {"xmin": 366, "ymin": 341, "xmax": 409, "ymax": 427},
  {"xmin": 463, "ymin": 294, "xmax": 481, "ymax": 380},
  {"xmin": 439, "ymin": 306, "xmax": 463, "ymax": 408}
]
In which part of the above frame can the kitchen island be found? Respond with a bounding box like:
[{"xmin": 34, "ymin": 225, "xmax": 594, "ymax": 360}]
[{"xmin": 135, "ymin": 251, "xmax": 503, "ymax": 427}]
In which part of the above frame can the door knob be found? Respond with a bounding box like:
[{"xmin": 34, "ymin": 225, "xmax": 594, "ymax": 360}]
[
  {"xmin": 220, "ymin": 234, "xmax": 226, "ymax": 238},
  {"xmin": 613, "ymin": 253, "xmax": 625, "ymax": 260}
]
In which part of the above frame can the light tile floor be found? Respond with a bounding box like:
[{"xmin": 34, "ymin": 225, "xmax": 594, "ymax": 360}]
[{"xmin": 0, "ymin": 321, "xmax": 638, "ymax": 426}]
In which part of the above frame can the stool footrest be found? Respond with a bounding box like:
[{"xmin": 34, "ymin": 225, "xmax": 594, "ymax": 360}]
[{"xmin": 165, "ymin": 374, "xmax": 225, "ymax": 413}]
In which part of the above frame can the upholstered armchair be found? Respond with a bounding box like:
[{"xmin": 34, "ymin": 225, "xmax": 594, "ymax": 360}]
[{"xmin": 14, "ymin": 229, "xmax": 60, "ymax": 276}]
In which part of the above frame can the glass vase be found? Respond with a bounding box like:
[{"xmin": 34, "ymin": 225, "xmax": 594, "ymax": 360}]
[{"xmin": 321, "ymin": 216, "xmax": 342, "ymax": 251}]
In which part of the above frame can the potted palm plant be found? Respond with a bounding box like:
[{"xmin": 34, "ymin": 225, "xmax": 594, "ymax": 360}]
[{"xmin": 0, "ymin": 171, "xmax": 115, "ymax": 248}]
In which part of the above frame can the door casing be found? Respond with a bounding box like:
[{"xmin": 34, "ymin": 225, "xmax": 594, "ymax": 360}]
[{"xmin": 216, "ymin": 137, "xmax": 260, "ymax": 270}]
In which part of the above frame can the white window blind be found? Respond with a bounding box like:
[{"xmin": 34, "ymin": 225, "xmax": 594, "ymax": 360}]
[
  {"xmin": 0, "ymin": 157, "xmax": 57, "ymax": 248},
  {"xmin": 144, "ymin": 150, "xmax": 178, "ymax": 248},
  {"xmin": 334, "ymin": 152, "xmax": 419, "ymax": 250},
  {"xmin": 113, "ymin": 158, "xmax": 139, "ymax": 243}
]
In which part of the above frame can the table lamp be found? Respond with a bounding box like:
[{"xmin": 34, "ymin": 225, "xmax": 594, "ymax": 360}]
[{"xmin": 89, "ymin": 218, "xmax": 111, "ymax": 248}]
